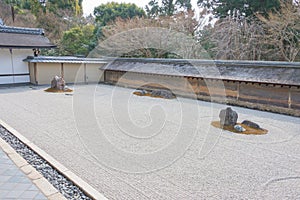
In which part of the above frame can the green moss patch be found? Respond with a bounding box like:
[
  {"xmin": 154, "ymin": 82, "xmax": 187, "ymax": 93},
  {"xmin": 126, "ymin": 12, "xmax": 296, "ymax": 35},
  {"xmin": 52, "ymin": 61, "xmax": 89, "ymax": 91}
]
[{"xmin": 44, "ymin": 88, "xmax": 73, "ymax": 93}]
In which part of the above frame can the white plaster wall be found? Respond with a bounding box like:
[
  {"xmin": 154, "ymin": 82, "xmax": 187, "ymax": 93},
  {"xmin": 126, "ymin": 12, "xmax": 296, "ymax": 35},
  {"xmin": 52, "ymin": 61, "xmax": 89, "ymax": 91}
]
[
  {"xmin": 12, "ymin": 49, "xmax": 32, "ymax": 74},
  {"xmin": 0, "ymin": 48, "xmax": 31, "ymax": 84},
  {"xmin": 0, "ymin": 49, "xmax": 13, "ymax": 74},
  {"xmin": 14, "ymin": 75, "xmax": 30, "ymax": 83},
  {"xmin": 0, "ymin": 76, "xmax": 13, "ymax": 84}
]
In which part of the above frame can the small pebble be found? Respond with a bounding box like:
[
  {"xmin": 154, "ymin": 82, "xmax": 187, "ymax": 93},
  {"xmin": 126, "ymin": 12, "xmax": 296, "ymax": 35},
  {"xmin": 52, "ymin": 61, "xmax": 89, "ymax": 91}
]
[{"xmin": 234, "ymin": 125, "xmax": 246, "ymax": 132}]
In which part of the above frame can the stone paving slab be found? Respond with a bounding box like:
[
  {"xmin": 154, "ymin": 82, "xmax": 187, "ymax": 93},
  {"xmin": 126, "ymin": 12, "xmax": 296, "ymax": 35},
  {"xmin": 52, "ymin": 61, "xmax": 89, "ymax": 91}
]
[
  {"xmin": 0, "ymin": 147, "xmax": 47, "ymax": 200},
  {"xmin": 0, "ymin": 133, "xmax": 68, "ymax": 200},
  {"xmin": 0, "ymin": 84, "xmax": 299, "ymax": 199}
]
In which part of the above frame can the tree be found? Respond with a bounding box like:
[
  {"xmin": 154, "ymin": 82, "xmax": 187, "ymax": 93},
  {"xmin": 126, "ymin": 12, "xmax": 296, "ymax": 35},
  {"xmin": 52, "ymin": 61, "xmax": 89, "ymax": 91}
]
[
  {"xmin": 3, "ymin": 0, "xmax": 83, "ymax": 18},
  {"xmin": 4, "ymin": 0, "xmax": 25, "ymax": 22},
  {"xmin": 146, "ymin": 0, "xmax": 192, "ymax": 17},
  {"xmin": 91, "ymin": 12, "xmax": 208, "ymax": 59},
  {"xmin": 201, "ymin": 17, "xmax": 267, "ymax": 60},
  {"xmin": 59, "ymin": 25, "xmax": 95, "ymax": 56},
  {"xmin": 257, "ymin": 1, "xmax": 300, "ymax": 61},
  {"xmin": 91, "ymin": 2, "xmax": 145, "ymax": 52},
  {"xmin": 1, "ymin": 0, "xmax": 37, "ymax": 26},
  {"xmin": 47, "ymin": 0, "xmax": 83, "ymax": 16},
  {"xmin": 199, "ymin": 0, "xmax": 300, "ymax": 62},
  {"xmin": 197, "ymin": 0, "xmax": 281, "ymax": 18},
  {"xmin": 94, "ymin": 2, "xmax": 145, "ymax": 26}
]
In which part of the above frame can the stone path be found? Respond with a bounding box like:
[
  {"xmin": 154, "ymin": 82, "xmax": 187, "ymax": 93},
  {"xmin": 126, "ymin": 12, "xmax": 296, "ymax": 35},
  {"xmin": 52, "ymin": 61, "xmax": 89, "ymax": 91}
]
[{"xmin": 0, "ymin": 148, "xmax": 47, "ymax": 200}]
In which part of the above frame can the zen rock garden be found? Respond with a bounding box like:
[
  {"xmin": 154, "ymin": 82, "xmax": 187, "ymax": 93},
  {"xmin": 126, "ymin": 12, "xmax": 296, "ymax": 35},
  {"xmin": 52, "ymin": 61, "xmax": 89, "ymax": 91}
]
[
  {"xmin": 44, "ymin": 76, "xmax": 73, "ymax": 93},
  {"xmin": 212, "ymin": 107, "xmax": 268, "ymax": 135}
]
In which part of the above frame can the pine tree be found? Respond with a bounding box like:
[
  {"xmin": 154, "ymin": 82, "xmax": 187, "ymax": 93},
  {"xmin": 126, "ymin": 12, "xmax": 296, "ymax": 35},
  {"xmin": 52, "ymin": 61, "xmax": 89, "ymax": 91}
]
[
  {"xmin": 146, "ymin": 0, "xmax": 192, "ymax": 17},
  {"xmin": 94, "ymin": 2, "xmax": 145, "ymax": 26},
  {"xmin": 197, "ymin": 0, "xmax": 282, "ymax": 18}
]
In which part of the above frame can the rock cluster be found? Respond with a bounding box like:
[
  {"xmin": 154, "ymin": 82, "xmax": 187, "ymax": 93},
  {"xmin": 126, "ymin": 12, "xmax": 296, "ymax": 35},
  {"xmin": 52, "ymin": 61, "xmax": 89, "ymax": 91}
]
[
  {"xmin": 218, "ymin": 107, "xmax": 264, "ymax": 133},
  {"xmin": 150, "ymin": 90, "xmax": 175, "ymax": 99},
  {"xmin": 134, "ymin": 89, "xmax": 175, "ymax": 99},
  {"xmin": 51, "ymin": 76, "xmax": 65, "ymax": 90}
]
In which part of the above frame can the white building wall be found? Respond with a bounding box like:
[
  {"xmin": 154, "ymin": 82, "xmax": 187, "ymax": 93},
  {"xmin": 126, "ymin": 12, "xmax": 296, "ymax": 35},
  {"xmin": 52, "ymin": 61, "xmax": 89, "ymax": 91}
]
[{"xmin": 0, "ymin": 48, "xmax": 31, "ymax": 84}]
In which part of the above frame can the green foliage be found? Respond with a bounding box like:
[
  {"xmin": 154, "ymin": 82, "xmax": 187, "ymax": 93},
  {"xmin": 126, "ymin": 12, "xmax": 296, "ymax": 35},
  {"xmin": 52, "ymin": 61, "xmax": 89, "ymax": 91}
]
[
  {"xmin": 91, "ymin": 2, "xmax": 145, "ymax": 54},
  {"xmin": 4, "ymin": 0, "xmax": 21, "ymax": 6},
  {"xmin": 47, "ymin": 0, "xmax": 82, "ymax": 15},
  {"xmin": 197, "ymin": 0, "xmax": 281, "ymax": 18},
  {"xmin": 88, "ymin": 24, "xmax": 103, "ymax": 50},
  {"xmin": 94, "ymin": 2, "xmax": 145, "ymax": 26},
  {"xmin": 29, "ymin": 0, "xmax": 44, "ymax": 16},
  {"xmin": 198, "ymin": 28, "xmax": 216, "ymax": 58},
  {"xmin": 4, "ymin": 0, "xmax": 82, "ymax": 16},
  {"xmin": 59, "ymin": 25, "xmax": 95, "ymax": 56},
  {"xmin": 146, "ymin": 0, "xmax": 192, "ymax": 17},
  {"xmin": 122, "ymin": 48, "xmax": 182, "ymax": 58},
  {"xmin": 22, "ymin": 0, "xmax": 30, "ymax": 9}
]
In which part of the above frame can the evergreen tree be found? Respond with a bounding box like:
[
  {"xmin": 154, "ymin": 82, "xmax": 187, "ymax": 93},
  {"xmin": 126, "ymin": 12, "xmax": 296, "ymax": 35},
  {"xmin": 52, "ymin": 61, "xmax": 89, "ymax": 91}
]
[
  {"xmin": 90, "ymin": 2, "xmax": 145, "ymax": 52},
  {"xmin": 146, "ymin": 0, "xmax": 192, "ymax": 17},
  {"xmin": 4, "ymin": 0, "xmax": 83, "ymax": 17},
  {"xmin": 59, "ymin": 25, "xmax": 95, "ymax": 56},
  {"xmin": 197, "ymin": 0, "xmax": 282, "ymax": 18},
  {"xmin": 94, "ymin": 2, "xmax": 145, "ymax": 26}
]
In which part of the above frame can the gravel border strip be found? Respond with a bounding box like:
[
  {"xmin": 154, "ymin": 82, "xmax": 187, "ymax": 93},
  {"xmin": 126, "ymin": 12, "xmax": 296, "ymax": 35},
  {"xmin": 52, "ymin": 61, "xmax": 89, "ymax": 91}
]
[{"xmin": 0, "ymin": 119, "xmax": 107, "ymax": 200}]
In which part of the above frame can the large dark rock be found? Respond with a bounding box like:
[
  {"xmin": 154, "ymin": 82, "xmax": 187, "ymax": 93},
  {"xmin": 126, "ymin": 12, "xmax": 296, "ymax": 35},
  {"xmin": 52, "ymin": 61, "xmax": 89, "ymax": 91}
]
[
  {"xmin": 51, "ymin": 76, "xmax": 65, "ymax": 90},
  {"xmin": 150, "ymin": 90, "xmax": 175, "ymax": 99},
  {"xmin": 219, "ymin": 107, "xmax": 238, "ymax": 126},
  {"xmin": 242, "ymin": 120, "xmax": 261, "ymax": 129}
]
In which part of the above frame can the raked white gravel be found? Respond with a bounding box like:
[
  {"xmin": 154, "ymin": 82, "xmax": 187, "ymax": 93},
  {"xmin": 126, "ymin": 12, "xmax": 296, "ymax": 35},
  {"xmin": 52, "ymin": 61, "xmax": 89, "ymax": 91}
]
[{"xmin": 0, "ymin": 84, "xmax": 299, "ymax": 199}]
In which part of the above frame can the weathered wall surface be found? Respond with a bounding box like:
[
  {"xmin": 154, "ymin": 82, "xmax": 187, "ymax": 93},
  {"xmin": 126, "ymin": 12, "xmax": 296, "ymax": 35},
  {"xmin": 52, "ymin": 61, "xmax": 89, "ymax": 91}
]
[
  {"xmin": 35, "ymin": 63, "xmax": 61, "ymax": 85},
  {"xmin": 100, "ymin": 59, "xmax": 300, "ymax": 117},
  {"xmin": 24, "ymin": 57, "xmax": 300, "ymax": 116},
  {"xmin": 29, "ymin": 63, "xmax": 105, "ymax": 85}
]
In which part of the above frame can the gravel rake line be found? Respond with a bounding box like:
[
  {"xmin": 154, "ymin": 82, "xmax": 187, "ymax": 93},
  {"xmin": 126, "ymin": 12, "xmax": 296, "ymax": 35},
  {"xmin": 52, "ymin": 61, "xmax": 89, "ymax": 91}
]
[{"xmin": 0, "ymin": 125, "xmax": 92, "ymax": 200}]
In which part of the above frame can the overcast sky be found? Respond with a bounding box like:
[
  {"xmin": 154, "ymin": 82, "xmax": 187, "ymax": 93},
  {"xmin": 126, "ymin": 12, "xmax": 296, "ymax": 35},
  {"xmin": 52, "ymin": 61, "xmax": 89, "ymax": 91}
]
[{"xmin": 82, "ymin": 0, "xmax": 199, "ymax": 16}]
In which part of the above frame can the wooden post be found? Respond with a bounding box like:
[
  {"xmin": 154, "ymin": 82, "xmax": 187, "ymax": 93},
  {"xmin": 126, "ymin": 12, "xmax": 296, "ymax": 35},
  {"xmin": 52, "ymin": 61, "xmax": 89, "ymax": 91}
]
[
  {"xmin": 61, "ymin": 63, "xmax": 64, "ymax": 78},
  {"xmin": 103, "ymin": 70, "xmax": 106, "ymax": 83},
  {"xmin": 34, "ymin": 63, "xmax": 37, "ymax": 85},
  {"xmin": 84, "ymin": 63, "xmax": 87, "ymax": 84},
  {"xmin": 237, "ymin": 82, "xmax": 240, "ymax": 101},
  {"xmin": 27, "ymin": 62, "xmax": 31, "ymax": 83},
  {"xmin": 288, "ymin": 87, "xmax": 292, "ymax": 109}
]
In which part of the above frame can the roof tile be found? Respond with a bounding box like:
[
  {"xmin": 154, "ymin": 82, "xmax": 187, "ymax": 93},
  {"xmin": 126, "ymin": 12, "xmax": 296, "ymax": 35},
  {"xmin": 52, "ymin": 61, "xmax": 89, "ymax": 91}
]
[{"xmin": 0, "ymin": 25, "xmax": 55, "ymax": 48}]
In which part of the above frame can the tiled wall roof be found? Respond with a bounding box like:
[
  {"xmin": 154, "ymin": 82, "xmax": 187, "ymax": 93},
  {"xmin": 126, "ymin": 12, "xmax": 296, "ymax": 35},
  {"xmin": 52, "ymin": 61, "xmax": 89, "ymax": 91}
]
[
  {"xmin": 0, "ymin": 25, "xmax": 44, "ymax": 35},
  {"xmin": 0, "ymin": 25, "xmax": 55, "ymax": 48}
]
